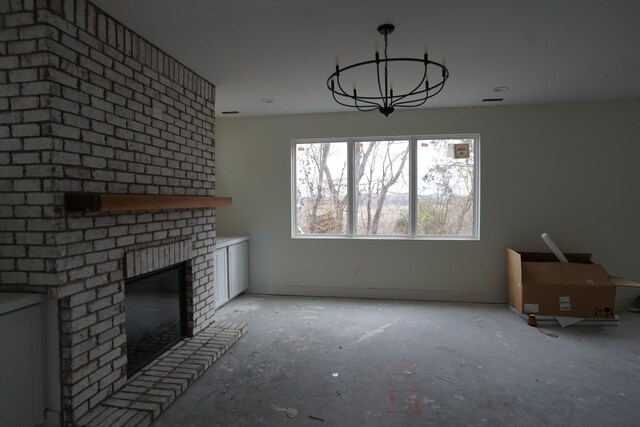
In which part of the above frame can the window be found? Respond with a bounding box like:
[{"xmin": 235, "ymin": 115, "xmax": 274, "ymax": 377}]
[{"xmin": 292, "ymin": 134, "xmax": 479, "ymax": 239}]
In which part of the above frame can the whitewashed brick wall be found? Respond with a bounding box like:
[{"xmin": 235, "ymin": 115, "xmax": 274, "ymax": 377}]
[{"xmin": 0, "ymin": 0, "xmax": 217, "ymax": 424}]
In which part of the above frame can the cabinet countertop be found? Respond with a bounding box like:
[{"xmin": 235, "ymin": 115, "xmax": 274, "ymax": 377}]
[
  {"xmin": 216, "ymin": 236, "xmax": 249, "ymax": 249},
  {"xmin": 0, "ymin": 292, "xmax": 46, "ymax": 316}
]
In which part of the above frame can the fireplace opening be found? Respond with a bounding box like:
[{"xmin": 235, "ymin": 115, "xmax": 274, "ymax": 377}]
[{"xmin": 125, "ymin": 262, "xmax": 188, "ymax": 376}]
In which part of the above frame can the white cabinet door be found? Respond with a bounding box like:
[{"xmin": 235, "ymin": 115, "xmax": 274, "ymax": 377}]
[
  {"xmin": 228, "ymin": 241, "xmax": 249, "ymax": 299},
  {"xmin": 214, "ymin": 248, "xmax": 229, "ymax": 308},
  {"xmin": 0, "ymin": 304, "xmax": 44, "ymax": 427}
]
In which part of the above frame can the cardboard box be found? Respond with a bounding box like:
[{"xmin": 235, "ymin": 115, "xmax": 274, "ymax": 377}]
[{"xmin": 507, "ymin": 248, "xmax": 640, "ymax": 318}]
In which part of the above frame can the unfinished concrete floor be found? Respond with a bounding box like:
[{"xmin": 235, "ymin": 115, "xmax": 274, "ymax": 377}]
[{"xmin": 152, "ymin": 295, "xmax": 640, "ymax": 426}]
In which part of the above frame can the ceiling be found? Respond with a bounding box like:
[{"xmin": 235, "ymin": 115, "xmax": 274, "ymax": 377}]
[{"xmin": 92, "ymin": 0, "xmax": 640, "ymax": 117}]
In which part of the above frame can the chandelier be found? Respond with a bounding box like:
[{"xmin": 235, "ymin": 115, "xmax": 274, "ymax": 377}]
[{"xmin": 327, "ymin": 24, "xmax": 449, "ymax": 117}]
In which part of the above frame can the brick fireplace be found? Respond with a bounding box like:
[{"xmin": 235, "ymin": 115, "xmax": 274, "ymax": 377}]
[{"xmin": 0, "ymin": 0, "xmax": 222, "ymax": 424}]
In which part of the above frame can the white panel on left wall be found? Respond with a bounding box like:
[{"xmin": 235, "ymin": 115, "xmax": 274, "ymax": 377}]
[{"xmin": 0, "ymin": 303, "xmax": 44, "ymax": 427}]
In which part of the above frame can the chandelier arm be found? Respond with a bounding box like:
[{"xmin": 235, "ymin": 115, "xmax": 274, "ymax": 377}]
[
  {"xmin": 355, "ymin": 104, "xmax": 378, "ymax": 112},
  {"xmin": 334, "ymin": 76, "xmax": 352, "ymax": 99},
  {"xmin": 356, "ymin": 98, "xmax": 386, "ymax": 108},
  {"xmin": 353, "ymin": 90, "xmax": 379, "ymax": 111},
  {"xmin": 393, "ymin": 98, "xmax": 428, "ymax": 107},
  {"xmin": 394, "ymin": 65, "xmax": 449, "ymax": 104},
  {"xmin": 376, "ymin": 59, "xmax": 385, "ymax": 101},
  {"xmin": 389, "ymin": 66, "xmax": 428, "ymax": 106},
  {"xmin": 335, "ymin": 78, "xmax": 386, "ymax": 108},
  {"xmin": 393, "ymin": 81, "xmax": 447, "ymax": 108},
  {"xmin": 394, "ymin": 84, "xmax": 444, "ymax": 107},
  {"xmin": 327, "ymin": 76, "xmax": 342, "ymax": 94},
  {"xmin": 330, "ymin": 84, "xmax": 381, "ymax": 109},
  {"xmin": 383, "ymin": 31, "xmax": 389, "ymax": 106},
  {"xmin": 425, "ymin": 80, "xmax": 447, "ymax": 98},
  {"xmin": 392, "ymin": 98, "xmax": 429, "ymax": 108},
  {"xmin": 329, "ymin": 84, "xmax": 361, "ymax": 108},
  {"xmin": 386, "ymin": 75, "xmax": 448, "ymax": 105},
  {"xmin": 395, "ymin": 80, "xmax": 445, "ymax": 107},
  {"xmin": 331, "ymin": 92, "xmax": 359, "ymax": 108},
  {"xmin": 334, "ymin": 76, "xmax": 381, "ymax": 107}
]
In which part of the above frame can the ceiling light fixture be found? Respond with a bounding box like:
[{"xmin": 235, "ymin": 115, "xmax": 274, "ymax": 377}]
[{"xmin": 327, "ymin": 24, "xmax": 449, "ymax": 117}]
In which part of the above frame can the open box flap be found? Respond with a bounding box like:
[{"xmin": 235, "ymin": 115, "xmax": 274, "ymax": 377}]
[
  {"xmin": 610, "ymin": 276, "xmax": 640, "ymax": 288},
  {"xmin": 521, "ymin": 262, "xmax": 610, "ymax": 286},
  {"xmin": 506, "ymin": 249, "xmax": 523, "ymax": 310},
  {"xmin": 518, "ymin": 251, "xmax": 593, "ymax": 264}
]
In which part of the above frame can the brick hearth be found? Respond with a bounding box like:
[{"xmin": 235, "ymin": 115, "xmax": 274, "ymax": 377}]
[{"xmin": 77, "ymin": 322, "xmax": 248, "ymax": 427}]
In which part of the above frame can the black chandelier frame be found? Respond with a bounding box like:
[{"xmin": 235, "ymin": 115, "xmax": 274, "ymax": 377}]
[{"xmin": 327, "ymin": 24, "xmax": 449, "ymax": 117}]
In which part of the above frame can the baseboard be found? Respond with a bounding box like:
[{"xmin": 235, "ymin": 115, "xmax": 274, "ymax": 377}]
[{"xmin": 246, "ymin": 284, "xmax": 506, "ymax": 304}]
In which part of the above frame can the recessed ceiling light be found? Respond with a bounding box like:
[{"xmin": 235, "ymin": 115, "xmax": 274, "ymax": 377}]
[
  {"xmin": 261, "ymin": 98, "xmax": 275, "ymax": 104},
  {"xmin": 493, "ymin": 86, "xmax": 510, "ymax": 92}
]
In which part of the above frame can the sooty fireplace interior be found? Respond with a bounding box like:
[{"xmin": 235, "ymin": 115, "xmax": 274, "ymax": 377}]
[{"xmin": 125, "ymin": 263, "xmax": 188, "ymax": 376}]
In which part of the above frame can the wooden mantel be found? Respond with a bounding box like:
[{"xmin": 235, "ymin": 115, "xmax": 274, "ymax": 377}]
[{"xmin": 65, "ymin": 193, "xmax": 232, "ymax": 213}]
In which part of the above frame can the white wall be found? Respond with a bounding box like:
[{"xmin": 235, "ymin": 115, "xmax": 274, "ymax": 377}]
[{"xmin": 215, "ymin": 100, "xmax": 640, "ymax": 305}]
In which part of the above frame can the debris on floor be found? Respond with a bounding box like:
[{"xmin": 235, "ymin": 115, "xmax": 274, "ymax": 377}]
[
  {"xmin": 510, "ymin": 306, "xmax": 619, "ymax": 327},
  {"xmin": 435, "ymin": 375, "xmax": 455, "ymax": 384},
  {"xmin": 535, "ymin": 327, "xmax": 558, "ymax": 338},
  {"xmin": 308, "ymin": 415, "xmax": 325, "ymax": 422},
  {"xmin": 332, "ymin": 372, "xmax": 339, "ymax": 377},
  {"xmin": 271, "ymin": 405, "xmax": 299, "ymax": 418},
  {"xmin": 554, "ymin": 316, "xmax": 583, "ymax": 327}
]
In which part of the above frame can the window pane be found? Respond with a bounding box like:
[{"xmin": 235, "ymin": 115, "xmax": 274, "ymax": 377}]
[
  {"xmin": 355, "ymin": 140, "xmax": 410, "ymax": 235},
  {"xmin": 416, "ymin": 138, "xmax": 475, "ymax": 236},
  {"xmin": 295, "ymin": 142, "xmax": 348, "ymax": 235}
]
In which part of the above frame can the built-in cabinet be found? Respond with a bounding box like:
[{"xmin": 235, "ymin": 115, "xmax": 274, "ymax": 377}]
[
  {"xmin": 0, "ymin": 294, "xmax": 62, "ymax": 426},
  {"xmin": 0, "ymin": 294, "xmax": 55, "ymax": 426},
  {"xmin": 214, "ymin": 236, "xmax": 249, "ymax": 308}
]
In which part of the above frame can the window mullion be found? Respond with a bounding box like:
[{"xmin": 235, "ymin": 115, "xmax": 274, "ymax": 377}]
[
  {"xmin": 291, "ymin": 142, "xmax": 297, "ymax": 238},
  {"xmin": 409, "ymin": 138, "xmax": 417, "ymax": 237},
  {"xmin": 347, "ymin": 139, "xmax": 355, "ymax": 237}
]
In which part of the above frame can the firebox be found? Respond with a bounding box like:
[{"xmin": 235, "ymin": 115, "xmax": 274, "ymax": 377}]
[{"xmin": 125, "ymin": 263, "xmax": 187, "ymax": 376}]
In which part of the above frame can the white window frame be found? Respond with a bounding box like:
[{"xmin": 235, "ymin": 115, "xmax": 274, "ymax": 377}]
[{"xmin": 291, "ymin": 134, "xmax": 480, "ymax": 240}]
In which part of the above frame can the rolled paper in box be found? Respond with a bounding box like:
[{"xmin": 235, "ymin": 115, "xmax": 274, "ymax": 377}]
[{"xmin": 541, "ymin": 232, "xmax": 569, "ymax": 263}]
